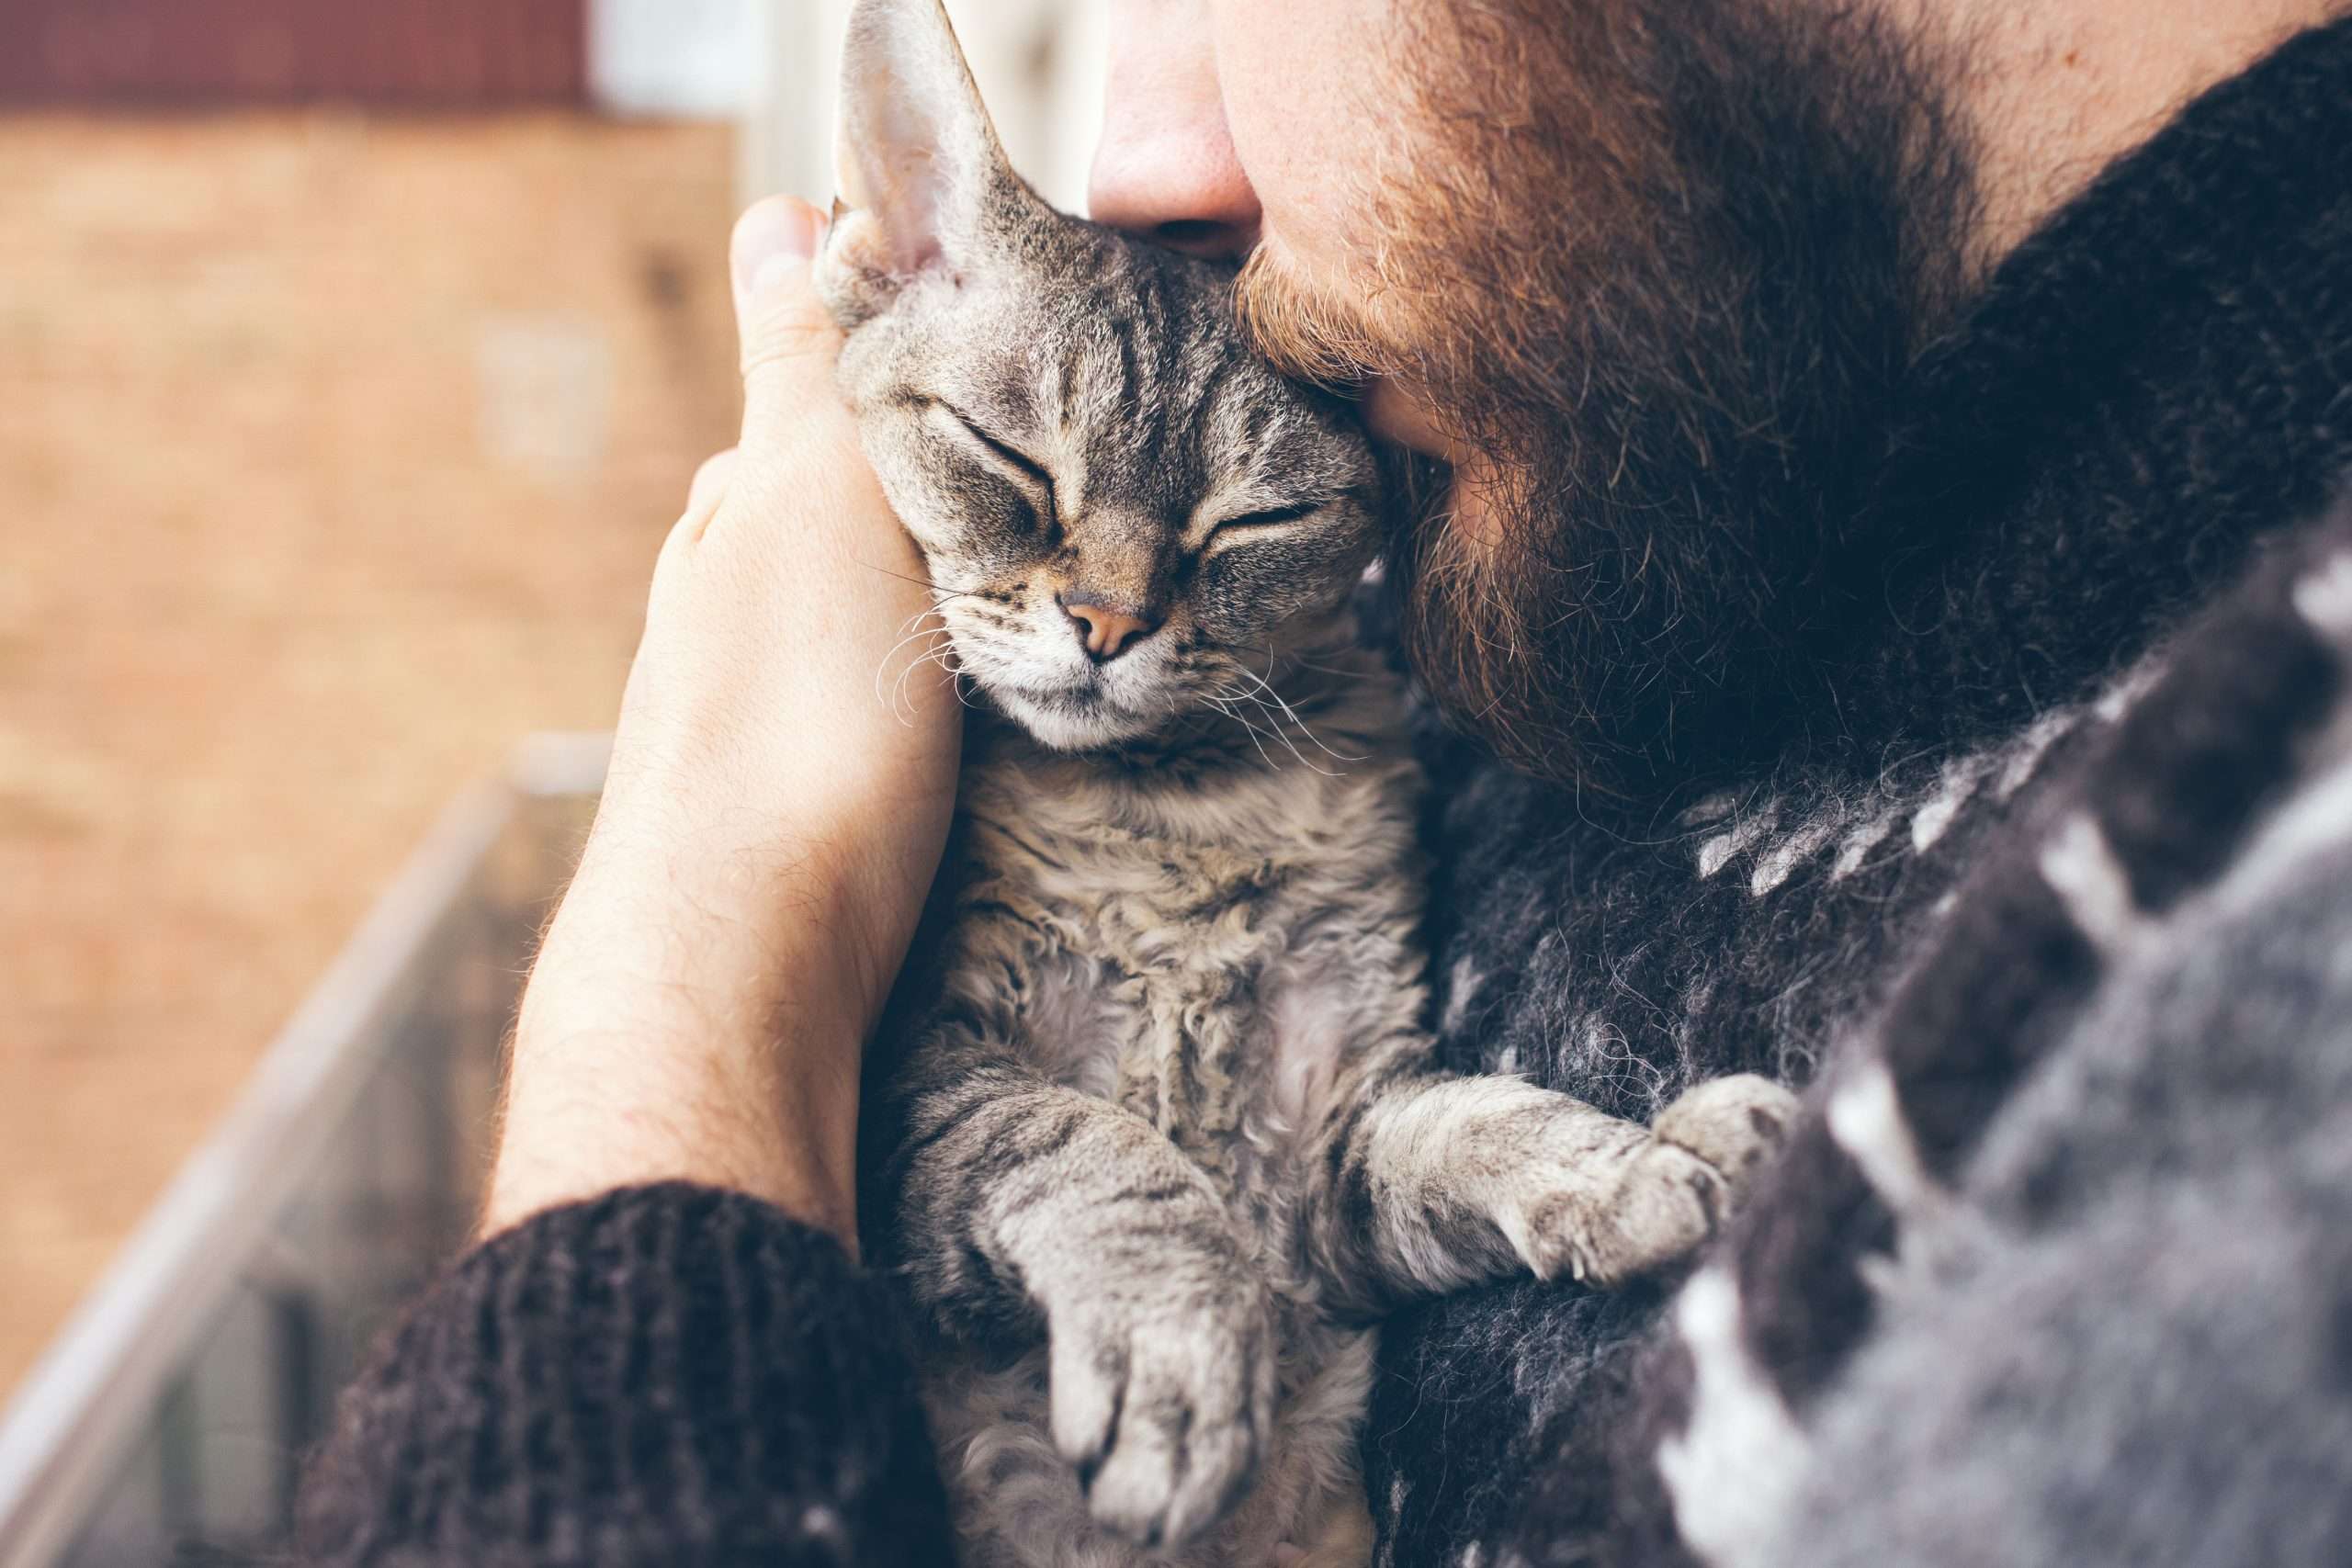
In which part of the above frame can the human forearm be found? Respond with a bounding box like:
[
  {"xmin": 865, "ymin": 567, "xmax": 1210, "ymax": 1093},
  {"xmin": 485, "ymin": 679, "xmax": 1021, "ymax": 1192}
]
[
  {"xmin": 478, "ymin": 198, "xmax": 958, "ymax": 1243},
  {"xmin": 487, "ymin": 834, "xmax": 878, "ymax": 1240}
]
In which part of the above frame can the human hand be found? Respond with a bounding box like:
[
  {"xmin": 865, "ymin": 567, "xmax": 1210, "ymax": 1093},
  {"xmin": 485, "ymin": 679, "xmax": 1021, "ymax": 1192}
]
[{"xmin": 483, "ymin": 196, "xmax": 963, "ymax": 1244}]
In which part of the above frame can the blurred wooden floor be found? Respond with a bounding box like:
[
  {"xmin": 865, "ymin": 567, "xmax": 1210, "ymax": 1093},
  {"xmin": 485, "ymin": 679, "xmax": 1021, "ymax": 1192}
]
[{"xmin": 0, "ymin": 112, "xmax": 742, "ymax": 1397}]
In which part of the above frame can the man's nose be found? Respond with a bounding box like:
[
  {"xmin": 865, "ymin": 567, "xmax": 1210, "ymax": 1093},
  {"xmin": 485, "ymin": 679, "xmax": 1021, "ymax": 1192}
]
[
  {"xmin": 1088, "ymin": 0, "xmax": 1260, "ymax": 259},
  {"xmin": 1058, "ymin": 592, "xmax": 1160, "ymax": 662}
]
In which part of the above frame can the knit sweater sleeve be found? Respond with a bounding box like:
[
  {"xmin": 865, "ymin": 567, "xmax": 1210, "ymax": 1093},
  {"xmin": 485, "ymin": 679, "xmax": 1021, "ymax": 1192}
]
[{"xmin": 296, "ymin": 1182, "xmax": 953, "ymax": 1567}]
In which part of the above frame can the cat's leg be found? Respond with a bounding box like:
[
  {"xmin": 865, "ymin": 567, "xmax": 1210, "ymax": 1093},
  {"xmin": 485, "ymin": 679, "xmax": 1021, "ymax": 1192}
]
[
  {"xmin": 879, "ymin": 1042, "xmax": 1277, "ymax": 1551},
  {"xmin": 1306, "ymin": 1070, "xmax": 1797, "ymax": 1306}
]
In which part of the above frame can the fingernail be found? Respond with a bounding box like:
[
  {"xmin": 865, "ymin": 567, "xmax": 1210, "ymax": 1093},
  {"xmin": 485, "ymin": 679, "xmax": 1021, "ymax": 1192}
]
[{"xmin": 733, "ymin": 198, "xmax": 824, "ymax": 299}]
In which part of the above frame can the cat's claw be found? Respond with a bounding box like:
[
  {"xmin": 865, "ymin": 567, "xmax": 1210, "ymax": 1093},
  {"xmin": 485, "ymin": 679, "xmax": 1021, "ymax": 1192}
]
[
  {"xmin": 1047, "ymin": 1280, "xmax": 1276, "ymax": 1548},
  {"xmin": 1517, "ymin": 1073, "xmax": 1798, "ymax": 1288}
]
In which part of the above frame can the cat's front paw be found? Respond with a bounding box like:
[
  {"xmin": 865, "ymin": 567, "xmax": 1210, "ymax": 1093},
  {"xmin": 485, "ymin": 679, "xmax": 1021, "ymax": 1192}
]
[
  {"xmin": 1517, "ymin": 1073, "xmax": 1797, "ymax": 1289},
  {"xmin": 1046, "ymin": 1275, "xmax": 1276, "ymax": 1550},
  {"xmin": 1650, "ymin": 1071, "xmax": 1797, "ymax": 1193}
]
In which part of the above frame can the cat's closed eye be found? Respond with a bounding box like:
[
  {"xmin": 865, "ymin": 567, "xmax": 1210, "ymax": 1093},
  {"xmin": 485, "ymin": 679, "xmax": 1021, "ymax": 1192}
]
[
  {"xmin": 921, "ymin": 399, "xmax": 1058, "ymax": 534},
  {"xmin": 943, "ymin": 405, "xmax": 1053, "ymax": 493},
  {"xmin": 1205, "ymin": 500, "xmax": 1333, "ymax": 543}
]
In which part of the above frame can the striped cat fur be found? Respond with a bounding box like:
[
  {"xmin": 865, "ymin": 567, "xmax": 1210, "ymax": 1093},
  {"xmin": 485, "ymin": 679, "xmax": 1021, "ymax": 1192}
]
[{"xmin": 811, "ymin": 4, "xmax": 1796, "ymax": 1565}]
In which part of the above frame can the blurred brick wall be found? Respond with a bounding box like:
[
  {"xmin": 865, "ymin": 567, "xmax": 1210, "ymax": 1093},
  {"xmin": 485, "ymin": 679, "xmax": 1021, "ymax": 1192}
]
[
  {"xmin": 0, "ymin": 111, "xmax": 741, "ymax": 1396},
  {"xmin": 0, "ymin": 0, "xmax": 586, "ymax": 107}
]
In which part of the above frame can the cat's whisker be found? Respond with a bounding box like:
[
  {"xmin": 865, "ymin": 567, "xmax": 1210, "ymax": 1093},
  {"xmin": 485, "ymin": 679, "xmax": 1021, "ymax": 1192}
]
[
  {"xmin": 903, "ymin": 664, "xmax": 970, "ymax": 719},
  {"xmin": 876, "ymin": 625, "xmax": 956, "ymax": 675},
  {"xmin": 1185, "ymin": 642, "xmax": 1372, "ymax": 767},
  {"xmin": 1227, "ymin": 708, "xmax": 1287, "ymax": 773},
  {"xmin": 865, "ymin": 560, "xmax": 988, "ymax": 609},
  {"xmin": 1282, "ymin": 652, "xmax": 1374, "ymax": 682},
  {"xmin": 883, "ymin": 613, "xmax": 960, "ymax": 656},
  {"xmin": 888, "ymin": 654, "xmax": 953, "ymax": 723},
  {"xmin": 880, "ymin": 612, "xmax": 958, "ymax": 664},
  {"xmin": 876, "ymin": 624, "xmax": 961, "ymax": 723},
  {"xmin": 1254, "ymin": 685, "xmax": 1363, "ymax": 766},
  {"xmin": 1251, "ymin": 698, "xmax": 1345, "ymax": 777},
  {"xmin": 1204, "ymin": 691, "xmax": 1283, "ymax": 772},
  {"xmin": 1191, "ymin": 636, "xmax": 1369, "ymax": 684},
  {"xmin": 1233, "ymin": 668, "xmax": 1366, "ymax": 768},
  {"xmin": 1206, "ymin": 688, "xmax": 1310, "ymax": 774}
]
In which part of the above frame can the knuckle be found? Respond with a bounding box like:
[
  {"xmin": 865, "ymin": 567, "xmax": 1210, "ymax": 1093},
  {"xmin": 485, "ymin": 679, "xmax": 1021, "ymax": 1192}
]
[
  {"xmin": 682, "ymin": 447, "xmax": 739, "ymax": 525},
  {"xmin": 740, "ymin": 310, "xmax": 842, "ymax": 378},
  {"xmin": 692, "ymin": 446, "xmax": 739, "ymax": 489}
]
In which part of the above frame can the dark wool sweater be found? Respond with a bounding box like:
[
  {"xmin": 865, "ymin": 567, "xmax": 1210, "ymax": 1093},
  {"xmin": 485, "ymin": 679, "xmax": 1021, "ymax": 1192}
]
[
  {"xmin": 296, "ymin": 1185, "xmax": 952, "ymax": 1565},
  {"xmin": 1374, "ymin": 17, "xmax": 2352, "ymax": 1567},
  {"xmin": 299, "ymin": 19, "xmax": 2352, "ymax": 1568}
]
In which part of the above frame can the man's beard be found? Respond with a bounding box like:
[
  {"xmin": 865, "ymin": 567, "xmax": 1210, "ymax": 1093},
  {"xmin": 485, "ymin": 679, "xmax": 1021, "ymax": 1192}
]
[{"xmin": 1238, "ymin": 0, "xmax": 1981, "ymax": 800}]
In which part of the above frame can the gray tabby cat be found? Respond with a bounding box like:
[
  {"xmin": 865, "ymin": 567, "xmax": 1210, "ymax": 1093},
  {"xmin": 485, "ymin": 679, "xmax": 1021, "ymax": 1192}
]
[{"xmin": 813, "ymin": 3, "xmax": 1798, "ymax": 1563}]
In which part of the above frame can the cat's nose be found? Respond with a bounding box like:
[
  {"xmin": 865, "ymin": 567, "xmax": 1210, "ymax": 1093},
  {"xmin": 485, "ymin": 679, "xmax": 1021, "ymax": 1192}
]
[{"xmin": 1059, "ymin": 593, "xmax": 1159, "ymax": 662}]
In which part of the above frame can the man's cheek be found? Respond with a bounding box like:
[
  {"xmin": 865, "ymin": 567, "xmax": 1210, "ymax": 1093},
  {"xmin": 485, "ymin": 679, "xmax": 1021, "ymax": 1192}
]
[{"xmin": 1207, "ymin": 0, "xmax": 1392, "ymax": 261}]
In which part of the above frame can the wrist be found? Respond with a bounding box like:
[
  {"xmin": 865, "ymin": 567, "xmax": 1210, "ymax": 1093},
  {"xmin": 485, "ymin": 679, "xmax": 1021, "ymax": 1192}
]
[
  {"xmin": 483, "ymin": 807, "xmax": 895, "ymax": 1243},
  {"xmin": 530, "ymin": 821, "xmax": 890, "ymax": 1063}
]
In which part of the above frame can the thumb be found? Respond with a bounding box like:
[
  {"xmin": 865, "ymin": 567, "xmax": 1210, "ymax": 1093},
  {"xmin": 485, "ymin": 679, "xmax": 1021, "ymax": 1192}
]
[{"xmin": 730, "ymin": 195, "xmax": 842, "ymax": 426}]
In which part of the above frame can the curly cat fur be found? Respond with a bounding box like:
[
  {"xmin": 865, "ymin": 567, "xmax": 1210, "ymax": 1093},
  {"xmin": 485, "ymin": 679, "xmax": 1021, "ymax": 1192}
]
[
  {"xmin": 813, "ymin": 3, "xmax": 1796, "ymax": 1562},
  {"xmin": 892, "ymin": 670, "xmax": 1417, "ymax": 1567}
]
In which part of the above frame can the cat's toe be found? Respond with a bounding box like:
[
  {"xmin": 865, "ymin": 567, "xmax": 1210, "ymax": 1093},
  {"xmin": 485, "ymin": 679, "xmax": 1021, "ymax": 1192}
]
[
  {"xmin": 1048, "ymin": 1291, "xmax": 1273, "ymax": 1548},
  {"xmin": 1652, "ymin": 1072, "xmax": 1799, "ymax": 1197},
  {"xmin": 1046, "ymin": 1314, "xmax": 1126, "ymax": 1487},
  {"xmin": 1508, "ymin": 1077, "xmax": 1798, "ymax": 1289},
  {"xmin": 1515, "ymin": 1140, "xmax": 1722, "ymax": 1289}
]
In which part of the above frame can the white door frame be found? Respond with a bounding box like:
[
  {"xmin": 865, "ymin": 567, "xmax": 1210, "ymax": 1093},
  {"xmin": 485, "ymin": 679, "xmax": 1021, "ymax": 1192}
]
[{"xmin": 741, "ymin": 0, "xmax": 1106, "ymax": 216}]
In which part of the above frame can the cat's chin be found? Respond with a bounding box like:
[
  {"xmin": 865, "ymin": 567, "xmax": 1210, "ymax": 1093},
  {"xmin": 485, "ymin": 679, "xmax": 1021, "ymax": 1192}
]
[{"xmin": 988, "ymin": 686, "xmax": 1166, "ymax": 753}]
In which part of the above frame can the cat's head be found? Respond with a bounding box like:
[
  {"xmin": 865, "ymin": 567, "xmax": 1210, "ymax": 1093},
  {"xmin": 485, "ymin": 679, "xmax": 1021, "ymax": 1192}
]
[{"xmin": 815, "ymin": 0, "xmax": 1381, "ymax": 753}]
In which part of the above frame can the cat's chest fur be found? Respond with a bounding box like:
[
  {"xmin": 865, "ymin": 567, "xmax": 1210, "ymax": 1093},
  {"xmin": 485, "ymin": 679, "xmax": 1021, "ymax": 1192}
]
[{"xmin": 946, "ymin": 662, "xmax": 1429, "ymax": 1188}]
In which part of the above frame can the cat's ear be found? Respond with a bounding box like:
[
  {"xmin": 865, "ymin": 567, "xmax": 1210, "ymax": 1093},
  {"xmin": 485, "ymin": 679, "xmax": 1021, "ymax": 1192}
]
[{"xmin": 822, "ymin": 0, "xmax": 1028, "ymax": 304}]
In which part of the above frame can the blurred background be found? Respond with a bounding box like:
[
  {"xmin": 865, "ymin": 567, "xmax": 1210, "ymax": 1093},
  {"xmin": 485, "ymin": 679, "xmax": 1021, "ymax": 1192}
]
[{"xmin": 0, "ymin": 1, "xmax": 1100, "ymax": 1561}]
